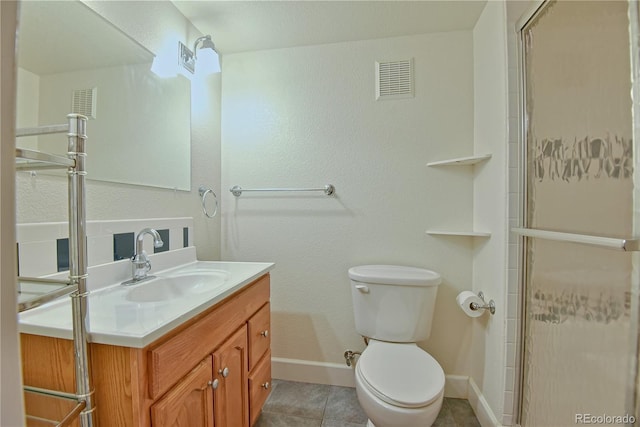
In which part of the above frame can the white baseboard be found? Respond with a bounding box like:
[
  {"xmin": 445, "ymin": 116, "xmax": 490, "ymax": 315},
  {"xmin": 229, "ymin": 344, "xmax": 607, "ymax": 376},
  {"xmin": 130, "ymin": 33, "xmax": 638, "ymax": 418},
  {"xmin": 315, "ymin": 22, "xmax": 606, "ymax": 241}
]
[
  {"xmin": 444, "ymin": 374, "xmax": 469, "ymax": 399},
  {"xmin": 468, "ymin": 377, "xmax": 503, "ymax": 427},
  {"xmin": 271, "ymin": 357, "xmax": 356, "ymax": 387}
]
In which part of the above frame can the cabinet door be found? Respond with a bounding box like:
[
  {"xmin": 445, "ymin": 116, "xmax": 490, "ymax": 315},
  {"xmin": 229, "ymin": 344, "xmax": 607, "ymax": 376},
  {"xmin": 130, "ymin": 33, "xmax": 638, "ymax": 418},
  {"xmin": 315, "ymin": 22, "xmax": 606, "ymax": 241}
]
[
  {"xmin": 151, "ymin": 356, "xmax": 214, "ymax": 427},
  {"xmin": 213, "ymin": 325, "xmax": 249, "ymax": 427}
]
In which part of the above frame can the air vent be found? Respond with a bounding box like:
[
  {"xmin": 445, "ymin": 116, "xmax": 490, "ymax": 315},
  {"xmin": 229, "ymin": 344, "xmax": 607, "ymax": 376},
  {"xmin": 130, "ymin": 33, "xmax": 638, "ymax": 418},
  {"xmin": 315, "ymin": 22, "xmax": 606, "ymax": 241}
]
[
  {"xmin": 71, "ymin": 87, "xmax": 97, "ymax": 119},
  {"xmin": 375, "ymin": 59, "xmax": 414, "ymax": 100}
]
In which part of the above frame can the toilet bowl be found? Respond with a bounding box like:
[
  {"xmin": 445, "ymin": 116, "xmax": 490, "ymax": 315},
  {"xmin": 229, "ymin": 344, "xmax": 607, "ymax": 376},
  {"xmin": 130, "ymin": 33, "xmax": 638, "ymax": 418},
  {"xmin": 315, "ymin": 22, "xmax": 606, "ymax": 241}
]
[
  {"xmin": 348, "ymin": 265, "xmax": 445, "ymax": 427},
  {"xmin": 354, "ymin": 340, "xmax": 444, "ymax": 427}
]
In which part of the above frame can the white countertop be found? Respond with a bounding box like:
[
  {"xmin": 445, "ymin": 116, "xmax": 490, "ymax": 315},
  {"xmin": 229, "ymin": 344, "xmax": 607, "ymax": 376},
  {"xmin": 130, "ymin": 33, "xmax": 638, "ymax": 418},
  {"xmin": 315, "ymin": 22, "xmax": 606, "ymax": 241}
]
[{"xmin": 19, "ymin": 255, "xmax": 274, "ymax": 348}]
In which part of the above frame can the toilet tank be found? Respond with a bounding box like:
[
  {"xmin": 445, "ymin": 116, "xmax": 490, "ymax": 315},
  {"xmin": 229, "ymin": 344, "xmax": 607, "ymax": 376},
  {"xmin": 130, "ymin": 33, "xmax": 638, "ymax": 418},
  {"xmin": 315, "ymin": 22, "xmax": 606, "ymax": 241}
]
[{"xmin": 349, "ymin": 265, "xmax": 441, "ymax": 342}]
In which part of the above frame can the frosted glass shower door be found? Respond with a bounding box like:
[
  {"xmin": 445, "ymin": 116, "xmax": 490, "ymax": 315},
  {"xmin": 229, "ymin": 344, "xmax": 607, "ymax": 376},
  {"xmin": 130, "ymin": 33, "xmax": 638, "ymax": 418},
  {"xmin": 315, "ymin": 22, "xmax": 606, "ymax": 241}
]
[{"xmin": 520, "ymin": 1, "xmax": 635, "ymax": 426}]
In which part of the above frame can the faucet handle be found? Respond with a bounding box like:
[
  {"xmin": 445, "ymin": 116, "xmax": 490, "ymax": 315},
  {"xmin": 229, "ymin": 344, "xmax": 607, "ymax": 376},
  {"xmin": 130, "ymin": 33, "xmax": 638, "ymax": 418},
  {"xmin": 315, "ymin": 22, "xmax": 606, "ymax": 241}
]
[
  {"xmin": 139, "ymin": 250, "xmax": 152, "ymax": 272},
  {"xmin": 131, "ymin": 251, "xmax": 152, "ymax": 280},
  {"xmin": 132, "ymin": 250, "xmax": 149, "ymax": 263}
]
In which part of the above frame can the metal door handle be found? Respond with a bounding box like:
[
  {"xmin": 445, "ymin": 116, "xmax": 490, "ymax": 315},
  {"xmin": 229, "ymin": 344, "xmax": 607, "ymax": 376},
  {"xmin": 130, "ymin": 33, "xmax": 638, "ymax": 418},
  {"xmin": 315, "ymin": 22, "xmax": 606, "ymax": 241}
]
[
  {"xmin": 219, "ymin": 367, "xmax": 229, "ymax": 378},
  {"xmin": 355, "ymin": 284, "xmax": 369, "ymax": 293}
]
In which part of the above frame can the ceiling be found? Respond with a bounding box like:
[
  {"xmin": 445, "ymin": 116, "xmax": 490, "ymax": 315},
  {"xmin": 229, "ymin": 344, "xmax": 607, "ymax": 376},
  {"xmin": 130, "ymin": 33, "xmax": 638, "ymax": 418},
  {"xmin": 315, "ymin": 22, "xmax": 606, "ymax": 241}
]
[
  {"xmin": 171, "ymin": 1, "xmax": 488, "ymax": 55},
  {"xmin": 17, "ymin": 1, "xmax": 487, "ymax": 75}
]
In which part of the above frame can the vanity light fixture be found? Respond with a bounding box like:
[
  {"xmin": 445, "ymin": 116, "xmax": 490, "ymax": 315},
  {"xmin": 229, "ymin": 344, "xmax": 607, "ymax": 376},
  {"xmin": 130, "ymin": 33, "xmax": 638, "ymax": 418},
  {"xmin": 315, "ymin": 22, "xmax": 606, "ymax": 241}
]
[{"xmin": 179, "ymin": 35, "xmax": 221, "ymax": 75}]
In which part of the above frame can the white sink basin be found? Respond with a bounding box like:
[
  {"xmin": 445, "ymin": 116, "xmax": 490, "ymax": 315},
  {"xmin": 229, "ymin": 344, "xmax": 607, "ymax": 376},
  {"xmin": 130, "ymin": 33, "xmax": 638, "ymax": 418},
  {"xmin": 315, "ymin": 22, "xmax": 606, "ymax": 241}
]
[{"xmin": 126, "ymin": 270, "xmax": 230, "ymax": 303}]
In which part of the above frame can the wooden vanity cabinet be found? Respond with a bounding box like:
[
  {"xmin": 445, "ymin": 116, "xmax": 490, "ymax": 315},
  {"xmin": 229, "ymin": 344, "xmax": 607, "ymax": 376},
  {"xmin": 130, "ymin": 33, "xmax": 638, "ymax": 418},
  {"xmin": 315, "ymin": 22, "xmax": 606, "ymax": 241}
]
[{"xmin": 21, "ymin": 273, "xmax": 272, "ymax": 427}]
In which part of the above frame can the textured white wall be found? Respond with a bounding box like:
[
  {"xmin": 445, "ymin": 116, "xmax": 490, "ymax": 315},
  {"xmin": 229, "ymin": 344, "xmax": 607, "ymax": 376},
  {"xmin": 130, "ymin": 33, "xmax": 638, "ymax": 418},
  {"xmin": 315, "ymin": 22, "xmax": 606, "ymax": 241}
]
[
  {"xmin": 16, "ymin": 1, "xmax": 221, "ymax": 261},
  {"xmin": 15, "ymin": 68, "xmax": 38, "ymax": 150},
  {"xmin": 221, "ymin": 32, "xmax": 476, "ymax": 374},
  {"xmin": 471, "ymin": 0, "xmax": 509, "ymax": 423}
]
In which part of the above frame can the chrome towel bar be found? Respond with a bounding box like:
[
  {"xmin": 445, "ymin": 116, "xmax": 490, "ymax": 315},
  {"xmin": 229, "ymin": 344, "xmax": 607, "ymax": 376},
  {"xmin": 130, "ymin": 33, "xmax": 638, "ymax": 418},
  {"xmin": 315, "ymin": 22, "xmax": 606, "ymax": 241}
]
[
  {"xmin": 230, "ymin": 184, "xmax": 335, "ymax": 197},
  {"xmin": 511, "ymin": 227, "xmax": 640, "ymax": 252}
]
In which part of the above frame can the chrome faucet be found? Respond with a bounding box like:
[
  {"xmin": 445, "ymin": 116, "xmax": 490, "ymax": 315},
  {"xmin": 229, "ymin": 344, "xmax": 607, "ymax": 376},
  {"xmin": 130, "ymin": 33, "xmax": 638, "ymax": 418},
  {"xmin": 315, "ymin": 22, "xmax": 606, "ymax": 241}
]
[{"xmin": 128, "ymin": 228, "xmax": 164, "ymax": 283}]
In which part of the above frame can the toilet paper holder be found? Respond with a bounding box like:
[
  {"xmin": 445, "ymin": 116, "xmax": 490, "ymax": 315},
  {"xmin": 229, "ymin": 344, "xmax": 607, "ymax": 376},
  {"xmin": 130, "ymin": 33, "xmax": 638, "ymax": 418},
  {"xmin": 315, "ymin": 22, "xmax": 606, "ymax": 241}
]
[{"xmin": 471, "ymin": 292, "xmax": 496, "ymax": 315}]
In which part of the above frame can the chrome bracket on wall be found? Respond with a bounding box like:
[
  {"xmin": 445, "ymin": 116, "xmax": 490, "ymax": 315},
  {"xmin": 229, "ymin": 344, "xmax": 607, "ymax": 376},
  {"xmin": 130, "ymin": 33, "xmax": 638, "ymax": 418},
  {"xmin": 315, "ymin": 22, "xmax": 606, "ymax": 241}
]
[
  {"xmin": 198, "ymin": 186, "xmax": 218, "ymax": 218},
  {"xmin": 470, "ymin": 291, "xmax": 496, "ymax": 315}
]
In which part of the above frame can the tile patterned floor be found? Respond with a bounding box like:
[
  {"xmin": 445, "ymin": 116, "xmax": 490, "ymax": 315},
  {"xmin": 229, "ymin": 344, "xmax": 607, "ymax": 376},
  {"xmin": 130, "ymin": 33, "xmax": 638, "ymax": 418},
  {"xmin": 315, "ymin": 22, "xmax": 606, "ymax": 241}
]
[{"xmin": 255, "ymin": 380, "xmax": 481, "ymax": 427}]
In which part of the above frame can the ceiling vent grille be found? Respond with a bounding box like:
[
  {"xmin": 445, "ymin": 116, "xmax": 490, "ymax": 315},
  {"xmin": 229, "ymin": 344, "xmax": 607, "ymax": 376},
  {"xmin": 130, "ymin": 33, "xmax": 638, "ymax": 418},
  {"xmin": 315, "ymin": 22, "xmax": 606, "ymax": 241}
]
[
  {"xmin": 71, "ymin": 87, "xmax": 97, "ymax": 119},
  {"xmin": 376, "ymin": 59, "xmax": 414, "ymax": 100}
]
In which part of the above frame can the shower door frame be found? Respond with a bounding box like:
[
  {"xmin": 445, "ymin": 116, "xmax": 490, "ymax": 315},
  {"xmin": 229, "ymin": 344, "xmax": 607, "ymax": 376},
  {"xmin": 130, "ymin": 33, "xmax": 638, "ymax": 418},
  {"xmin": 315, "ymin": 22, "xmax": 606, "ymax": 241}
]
[
  {"xmin": 627, "ymin": 0, "xmax": 640, "ymax": 422},
  {"xmin": 513, "ymin": 0, "xmax": 640, "ymax": 424},
  {"xmin": 514, "ymin": 2, "xmax": 543, "ymax": 423}
]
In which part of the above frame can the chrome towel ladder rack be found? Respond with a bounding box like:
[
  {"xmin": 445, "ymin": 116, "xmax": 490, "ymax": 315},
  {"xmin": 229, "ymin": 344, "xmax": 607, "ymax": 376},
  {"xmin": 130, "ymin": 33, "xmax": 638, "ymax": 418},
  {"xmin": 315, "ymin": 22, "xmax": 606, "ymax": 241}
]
[{"xmin": 16, "ymin": 114, "xmax": 95, "ymax": 427}]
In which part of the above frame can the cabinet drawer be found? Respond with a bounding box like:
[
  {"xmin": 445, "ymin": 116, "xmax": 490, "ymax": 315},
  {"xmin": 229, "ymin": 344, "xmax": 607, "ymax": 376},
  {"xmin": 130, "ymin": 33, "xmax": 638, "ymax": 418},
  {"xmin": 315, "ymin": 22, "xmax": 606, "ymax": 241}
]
[
  {"xmin": 248, "ymin": 350, "xmax": 271, "ymax": 427},
  {"xmin": 247, "ymin": 302, "xmax": 270, "ymax": 371}
]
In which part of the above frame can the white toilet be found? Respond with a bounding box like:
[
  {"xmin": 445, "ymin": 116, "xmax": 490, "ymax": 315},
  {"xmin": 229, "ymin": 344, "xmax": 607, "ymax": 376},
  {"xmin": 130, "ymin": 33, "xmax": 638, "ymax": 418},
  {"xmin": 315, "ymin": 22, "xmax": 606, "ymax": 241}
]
[{"xmin": 348, "ymin": 264, "xmax": 445, "ymax": 427}]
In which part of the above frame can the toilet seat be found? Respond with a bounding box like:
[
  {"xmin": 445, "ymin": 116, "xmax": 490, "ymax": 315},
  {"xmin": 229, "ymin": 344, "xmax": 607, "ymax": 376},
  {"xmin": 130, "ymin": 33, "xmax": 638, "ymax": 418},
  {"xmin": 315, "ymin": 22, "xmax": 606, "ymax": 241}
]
[{"xmin": 356, "ymin": 341, "xmax": 444, "ymax": 409}]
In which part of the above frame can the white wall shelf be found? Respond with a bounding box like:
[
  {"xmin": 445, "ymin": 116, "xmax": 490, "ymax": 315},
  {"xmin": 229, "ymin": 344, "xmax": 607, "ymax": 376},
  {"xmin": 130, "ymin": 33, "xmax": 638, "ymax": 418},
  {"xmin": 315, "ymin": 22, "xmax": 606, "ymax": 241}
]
[
  {"xmin": 426, "ymin": 154, "xmax": 492, "ymax": 167},
  {"xmin": 426, "ymin": 230, "xmax": 492, "ymax": 238},
  {"xmin": 426, "ymin": 153, "xmax": 493, "ymax": 237}
]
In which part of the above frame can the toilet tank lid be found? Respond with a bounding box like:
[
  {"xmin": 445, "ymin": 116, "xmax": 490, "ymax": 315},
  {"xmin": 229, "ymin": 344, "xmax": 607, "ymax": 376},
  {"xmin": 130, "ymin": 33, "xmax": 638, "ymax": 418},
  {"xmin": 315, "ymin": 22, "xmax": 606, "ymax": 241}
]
[{"xmin": 348, "ymin": 265, "xmax": 441, "ymax": 287}]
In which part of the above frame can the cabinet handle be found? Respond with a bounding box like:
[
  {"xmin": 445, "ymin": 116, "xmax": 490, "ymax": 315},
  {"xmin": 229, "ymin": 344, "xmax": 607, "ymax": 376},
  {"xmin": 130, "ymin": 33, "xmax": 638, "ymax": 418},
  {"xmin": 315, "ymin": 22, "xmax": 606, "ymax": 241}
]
[
  {"xmin": 261, "ymin": 382, "xmax": 270, "ymax": 390},
  {"xmin": 219, "ymin": 367, "xmax": 229, "ymax": 378},
  {"xmin": 208, "ymin": 379, "xmax": 219, "ymax": 390},
  {"xmin": 260, "ymin": 330, "xmax": 269, "ymax": 338}
]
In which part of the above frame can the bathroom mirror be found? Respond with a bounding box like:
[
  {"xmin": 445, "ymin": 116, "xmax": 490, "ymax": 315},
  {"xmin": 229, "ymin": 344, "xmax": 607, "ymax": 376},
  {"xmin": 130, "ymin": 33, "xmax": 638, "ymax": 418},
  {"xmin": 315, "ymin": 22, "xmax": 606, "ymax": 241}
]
[{"xmin": 15, "ymin": 1, "xmax": 191, "ymax": 191}]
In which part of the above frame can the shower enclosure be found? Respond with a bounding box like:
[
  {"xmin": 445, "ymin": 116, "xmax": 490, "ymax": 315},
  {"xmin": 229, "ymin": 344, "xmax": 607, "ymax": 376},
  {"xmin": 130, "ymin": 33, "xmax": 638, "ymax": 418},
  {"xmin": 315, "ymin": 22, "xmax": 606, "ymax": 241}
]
[{"xmin": 515, "ymin": 1, "xmax": 639, "ymax": 425}]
